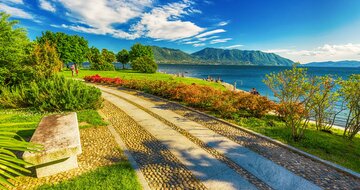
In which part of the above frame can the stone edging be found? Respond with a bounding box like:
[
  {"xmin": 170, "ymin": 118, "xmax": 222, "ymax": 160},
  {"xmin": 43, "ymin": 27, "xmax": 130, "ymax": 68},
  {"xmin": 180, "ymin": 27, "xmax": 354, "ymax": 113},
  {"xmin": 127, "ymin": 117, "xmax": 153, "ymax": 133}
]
[
  {"xmin": 130, "ymin": 88, "xmax": 360, "ymax": 180},
  {"xmin": 98, "ymin": 111, "xmax": 151, "ymax": 190}
]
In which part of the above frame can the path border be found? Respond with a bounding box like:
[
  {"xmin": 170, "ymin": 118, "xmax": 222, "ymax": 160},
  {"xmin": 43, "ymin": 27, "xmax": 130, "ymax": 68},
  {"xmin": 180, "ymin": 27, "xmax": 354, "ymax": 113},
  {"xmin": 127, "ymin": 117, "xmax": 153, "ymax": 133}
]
[
  {"xmin": 118, "ymin": 86, "xmax": 360, "ymax": 179},
  {"xmin": 98, "ymin": 110, "xmax": 151, "ymax": 190}
]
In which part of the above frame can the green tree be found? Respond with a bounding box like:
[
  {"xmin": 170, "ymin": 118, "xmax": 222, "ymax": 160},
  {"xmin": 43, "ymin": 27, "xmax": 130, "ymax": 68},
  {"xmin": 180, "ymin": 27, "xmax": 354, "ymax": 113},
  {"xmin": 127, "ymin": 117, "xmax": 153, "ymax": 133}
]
[
  {"xmin": 264, "ymin": 64, "xmax": 317, "ymax": 141},
  {"xmin": 116, "ymin": 49, "xmax": 130, "ymax": 69},
  {"xmin": 101, "ymin": 49, "xmax": 116, "ymax": 64},
  {"xmin": 309, "ymin": 76, "xmax": 342, "ymax": 131},
  {"xmin": 341, "ymin": 74, "xmax": 360, "ymax": 140},
  {"xmin": 36, "ymin": 31, "xmax": 89, "ymax": 67},
  {"xmin": 129, "ymin": 43, "xmax": 154, "ymax": 62},
  {"xmin": 0, "ymin": 12, "xmax": 32, "ymax": 86},
  {"xmin": 131, "ymin": 56, "xmax": 157, "ymax": 73},
  {"xmin": 28, "ymin": 41, "xmax": 63, "ymax": 79},
  {"xmin": 87, "ymin": 47, "xmax": 114, "ymax": 71}
]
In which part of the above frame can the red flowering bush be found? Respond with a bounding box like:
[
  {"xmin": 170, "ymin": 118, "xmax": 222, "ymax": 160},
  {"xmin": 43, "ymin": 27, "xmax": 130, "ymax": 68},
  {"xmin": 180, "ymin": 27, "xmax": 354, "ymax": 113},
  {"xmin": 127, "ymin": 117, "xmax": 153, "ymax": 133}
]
[
  {"xmin": 84, "ymin": 74, "xmax": 276, "ymax": 118},
  {"xmin": 84, "ymin": 75, "xmax": 123, "ymax": 86}
]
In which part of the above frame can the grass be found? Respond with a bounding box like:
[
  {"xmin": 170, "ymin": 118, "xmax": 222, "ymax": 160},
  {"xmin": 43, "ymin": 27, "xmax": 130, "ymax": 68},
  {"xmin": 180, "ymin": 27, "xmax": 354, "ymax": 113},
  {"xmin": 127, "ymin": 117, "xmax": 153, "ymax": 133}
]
[
  {"xmin": 59, "ymin": 69, "xmax": 226, "ymax": 90},
  {"xmin": 36, "ymin": 161, "xmax": 141, "ymax": 190},
  {"xmin": 0, "ymin": 108, "xmax": 107, "ymax": 137},
  {"xmin": 77, "ymin": 109, "xmax": 108, "ymax": 129},
  {"xmin": 210, "ymin": 113, "xmax": 360, "ymax": 173},
  {"xmin": 0, "ymin": 108, "xmax": 44, "ymax": 139}
]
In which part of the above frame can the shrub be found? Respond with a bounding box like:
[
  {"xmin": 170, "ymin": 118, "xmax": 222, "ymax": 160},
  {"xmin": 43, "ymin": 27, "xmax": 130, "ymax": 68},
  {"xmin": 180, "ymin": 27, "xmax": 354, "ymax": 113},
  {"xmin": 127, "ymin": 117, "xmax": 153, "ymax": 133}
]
[
  {"xmin": 84, "ymin": 75, "xmax": 275, "ymax": 119},
  {"xmin": 0, "ymin": 76, "xmax": 102, "ymax": 112},
  {"xmin": 29, "ymin": 41, "xmax": 63, "ymax": 79},
  {"xmin": 340, "ymin": 74, "xmax": 360, "ymax": 140},
  {"xmin": 264, "ymin": 65, "xmax": 317, "ymax": 141},
  {"xmin": 131, "ymin": 56, "xmax": 157, "ymax": 73}
]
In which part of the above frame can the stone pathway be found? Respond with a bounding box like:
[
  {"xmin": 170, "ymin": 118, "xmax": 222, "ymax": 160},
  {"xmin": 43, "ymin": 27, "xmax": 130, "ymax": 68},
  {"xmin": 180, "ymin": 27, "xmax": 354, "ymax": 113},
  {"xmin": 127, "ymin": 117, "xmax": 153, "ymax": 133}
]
[{"xmin": 96, "ymin": 85, "xmax": 359, "ymax": 190}]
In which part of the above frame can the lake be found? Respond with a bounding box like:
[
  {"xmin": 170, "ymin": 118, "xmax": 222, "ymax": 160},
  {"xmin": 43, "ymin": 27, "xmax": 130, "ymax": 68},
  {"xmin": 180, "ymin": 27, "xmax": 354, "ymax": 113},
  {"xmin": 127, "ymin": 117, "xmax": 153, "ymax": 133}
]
[{"xmin": 158, "ymin": 64, "xmax": 360, "ymax": 127}]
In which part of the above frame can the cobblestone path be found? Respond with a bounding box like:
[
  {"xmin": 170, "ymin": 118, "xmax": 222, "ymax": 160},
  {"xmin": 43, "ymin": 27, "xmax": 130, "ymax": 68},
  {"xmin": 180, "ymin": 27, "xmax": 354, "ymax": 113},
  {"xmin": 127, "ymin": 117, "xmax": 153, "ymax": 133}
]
[{"xmin": 96, "ymin": 85, "xmax": 359, "ymax": 190}]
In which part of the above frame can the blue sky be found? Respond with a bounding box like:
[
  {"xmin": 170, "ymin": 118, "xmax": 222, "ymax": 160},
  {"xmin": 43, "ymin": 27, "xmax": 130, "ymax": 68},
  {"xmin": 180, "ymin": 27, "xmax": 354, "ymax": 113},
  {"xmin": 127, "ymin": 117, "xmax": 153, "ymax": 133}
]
[{"xmin": 1, "ymin": 0, "xmax": 360, "ymax": 63}]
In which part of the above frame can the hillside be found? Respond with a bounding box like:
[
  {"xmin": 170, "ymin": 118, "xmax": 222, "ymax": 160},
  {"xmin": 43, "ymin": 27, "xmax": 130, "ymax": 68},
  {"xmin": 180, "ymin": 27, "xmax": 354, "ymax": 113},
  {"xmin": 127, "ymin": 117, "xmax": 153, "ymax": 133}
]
[
  {"xmin": 151, "ymin": 46, "xmax": 294, "ymax": 66},
  {"xmin": 191, "ymin": 48, "xmax": 294, "ymax": 66},
  {"xmin": 151, "ymin": 46, "xmax": 194, "ymax": 64},
  {"xmin": 303, "ymin": 60, "xmax": 360, "ymax": 67}
]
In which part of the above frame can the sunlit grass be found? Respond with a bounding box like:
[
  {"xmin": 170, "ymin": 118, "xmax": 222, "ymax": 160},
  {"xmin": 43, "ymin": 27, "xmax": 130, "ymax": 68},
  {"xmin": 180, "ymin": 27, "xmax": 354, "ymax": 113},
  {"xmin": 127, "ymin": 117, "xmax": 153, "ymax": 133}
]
[
  {"xmin": 37, "ymin": 161, "xmax": 141, "ymax": 190},
  {"xmin": 59, "ymin": 69, "xmax": 226, "ymax": 90}
]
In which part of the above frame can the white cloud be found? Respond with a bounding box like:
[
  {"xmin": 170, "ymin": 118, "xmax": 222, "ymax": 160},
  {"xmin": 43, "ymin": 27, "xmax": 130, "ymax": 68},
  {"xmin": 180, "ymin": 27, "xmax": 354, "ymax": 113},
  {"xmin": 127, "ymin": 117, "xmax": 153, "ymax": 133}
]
[
  {"xmin": 2, "ymin": 0, "xmax": 23, "ymax": 4},
  {"xmin": 58, "ymin": 0, "xmax": 152, "ymax": 28},
  {"xmin": 193, "ymin": 43, "xmax": 205, "ymax": 47},
  {"xmin": 221, "ymin": 44, "xmax": 243, "ymax": 49},
  {"xmin": 185, "ymin": 40, "xmax": 201, "ymax": 44},
  {"xmin": 198, "ymin": 35, "xmax": 218, "ymax": 41},
  {"xmin": 210, "ymin": 38, "xmax": 232, "ymax": 44},
  {"xmin": 217, "ymin": 21, "xmax": 229, "ymax": 26},
  {"xmin": 0, "ymin": 3, "xmax": 33, "ymax": 19},
  {"xmin": 195, "ymin": 29, "xmax": 226, "ymax": 38},
  {"xmin": 264, "ymin": 43, "xmax": 360, "ymax": 63},
  {"xmin": 263, "ymin": 49, "xmax": 291, "ymax": 53},
  {"xmin": 39, "ymin": 0, "xmax": 56, "ymax": 12},
  {"xmin": 55, "ymin": 0, "xmax": 204, "ymax": 40},
  {"xmin": 132, "ymin": 0, "xmax": 204, "ymax": 40}
]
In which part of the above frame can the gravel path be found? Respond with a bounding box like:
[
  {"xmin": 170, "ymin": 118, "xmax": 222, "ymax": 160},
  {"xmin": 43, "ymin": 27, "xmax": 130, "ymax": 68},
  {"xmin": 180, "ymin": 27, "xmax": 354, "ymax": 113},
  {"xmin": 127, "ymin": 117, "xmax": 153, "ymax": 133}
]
[{"xmin": 98, "ymin": 85, "xmax": 360, "ymax": 190}]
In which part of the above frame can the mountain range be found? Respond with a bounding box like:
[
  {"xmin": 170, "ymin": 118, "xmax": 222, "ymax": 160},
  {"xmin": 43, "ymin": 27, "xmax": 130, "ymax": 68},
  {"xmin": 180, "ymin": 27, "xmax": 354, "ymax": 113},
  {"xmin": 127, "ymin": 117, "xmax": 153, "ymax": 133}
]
[
  {"xmin": 151, "ymin": 46, "xmax": 294, "ymax": 66},
  {"xmin": 302, "ymin": 60, "xmax": 360, "ymax": 68}
]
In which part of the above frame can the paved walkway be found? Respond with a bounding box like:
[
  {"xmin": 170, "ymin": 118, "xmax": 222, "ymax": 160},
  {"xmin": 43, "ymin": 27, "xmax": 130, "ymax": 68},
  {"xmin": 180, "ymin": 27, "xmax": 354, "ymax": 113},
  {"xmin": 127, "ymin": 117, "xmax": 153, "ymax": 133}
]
[{"xmin": 96, "ymin": 85, "xmax": 341, "ymax": 190}]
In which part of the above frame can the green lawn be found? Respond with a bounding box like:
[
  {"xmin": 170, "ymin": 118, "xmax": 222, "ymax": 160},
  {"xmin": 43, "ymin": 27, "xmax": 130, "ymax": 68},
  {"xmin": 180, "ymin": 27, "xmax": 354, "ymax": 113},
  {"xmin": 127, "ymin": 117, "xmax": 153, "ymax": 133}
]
[
  {"xmin": 0, "ymin": 108, "xmax": 108, "ymax": 137},
  {"xmin": 37, "ymin": 161, "xmax": 141, "ymax": 190},
  {"xmin": 211, "ymin": 113, "xmax": 360, "ymax": 173},
  {"xmin": 59, "ymin": 69, "xmax": 226, "ymax": 90},
  {"xmin": 77, "ymin": 109, "xmax": 108, "ymax": 129}
]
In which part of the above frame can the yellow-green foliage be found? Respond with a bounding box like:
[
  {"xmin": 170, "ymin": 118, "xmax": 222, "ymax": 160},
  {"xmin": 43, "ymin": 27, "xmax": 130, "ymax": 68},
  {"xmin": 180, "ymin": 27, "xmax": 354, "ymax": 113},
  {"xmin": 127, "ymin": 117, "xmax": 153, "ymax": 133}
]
[{"xmin": 29, "ymin": 41, "xmax": 63, "ymax": 79}]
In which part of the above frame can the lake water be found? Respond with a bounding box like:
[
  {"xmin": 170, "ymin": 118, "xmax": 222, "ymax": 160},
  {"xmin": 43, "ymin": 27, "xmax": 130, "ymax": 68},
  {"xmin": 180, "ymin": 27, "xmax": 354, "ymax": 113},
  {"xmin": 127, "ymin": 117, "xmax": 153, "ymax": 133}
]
[{"xmin": 158, "ymin": 64, "xmax": 360, "ymax": 127}]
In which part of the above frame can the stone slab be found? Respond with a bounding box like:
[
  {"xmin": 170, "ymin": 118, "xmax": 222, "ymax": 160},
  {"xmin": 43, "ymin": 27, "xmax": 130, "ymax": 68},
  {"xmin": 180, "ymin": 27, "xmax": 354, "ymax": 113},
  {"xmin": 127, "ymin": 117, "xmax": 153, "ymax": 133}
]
[
  {"xmin": 23, "ymin": 112, "xmax": 81, "ymax": 168},
  {"xmin": 102, "ymin": 91, "xmax": 257, "ymax": 190},
  {"xmin": 34, "ymin": 156, "xmax": 78, "ymax": 178}
]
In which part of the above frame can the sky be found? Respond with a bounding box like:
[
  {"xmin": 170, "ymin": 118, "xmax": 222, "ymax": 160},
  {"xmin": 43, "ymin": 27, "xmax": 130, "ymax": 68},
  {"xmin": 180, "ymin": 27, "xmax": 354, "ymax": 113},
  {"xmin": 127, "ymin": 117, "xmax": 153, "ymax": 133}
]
[{"xmin": 1, "ymin": 0, "xmax": 360, "ymax": 63}]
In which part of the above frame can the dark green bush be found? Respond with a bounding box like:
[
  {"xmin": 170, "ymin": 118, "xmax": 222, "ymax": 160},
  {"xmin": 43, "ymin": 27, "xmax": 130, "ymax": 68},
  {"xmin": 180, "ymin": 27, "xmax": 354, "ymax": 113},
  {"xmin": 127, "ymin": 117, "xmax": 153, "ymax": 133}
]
[
  {"xmin": 131, "ymin": 56, "xmax": 157, "ymax": 73},
  {"xmin": 0, "ymin": 75, "xmax": 102, "ymax": 111}
]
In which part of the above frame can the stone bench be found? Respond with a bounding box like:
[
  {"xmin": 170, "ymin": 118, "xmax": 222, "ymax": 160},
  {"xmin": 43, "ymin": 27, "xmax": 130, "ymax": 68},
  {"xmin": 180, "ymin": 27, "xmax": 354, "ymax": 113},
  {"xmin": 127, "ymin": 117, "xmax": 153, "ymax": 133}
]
[{"xmin": 23, "ymin": 112, "xmax": 82, "ymax": 178}]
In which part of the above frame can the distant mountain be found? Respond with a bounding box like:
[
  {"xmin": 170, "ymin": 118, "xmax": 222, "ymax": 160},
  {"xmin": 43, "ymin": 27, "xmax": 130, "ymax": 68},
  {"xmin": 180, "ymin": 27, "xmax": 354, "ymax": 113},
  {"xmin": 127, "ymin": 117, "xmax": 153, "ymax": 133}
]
[
  {"xmin": 151, "ymin": 46, "xmax": 193, "ymax": 64},
  {"xmin": 191, "ymin": 48, "xmax": 294, "ymax": 66},
  {"xmin": 151, "ymin": 46, "xmax": 294, "ymax": 66},
  {"xmin": 303, "ymin": 60, "xmax": 360, "ymax": 68}
]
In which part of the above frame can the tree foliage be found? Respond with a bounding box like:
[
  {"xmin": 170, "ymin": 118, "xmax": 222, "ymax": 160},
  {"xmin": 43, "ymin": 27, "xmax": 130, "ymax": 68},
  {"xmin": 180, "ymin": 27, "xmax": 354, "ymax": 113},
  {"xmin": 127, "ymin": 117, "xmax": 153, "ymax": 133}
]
[
  {"xmin": 87, "ymin": 47, "xmax": 114, "ymax": 71},
  {"xmin": 129, "ymin": 43, "xmax": 157, "ymax": 73},
  {"xmin": 0, "ymin": 12, "xmax": 32, "ymax": 86},
  {"xmin": 129, "ymin": 43, "xmax": 154, "ymax": 62},
  {"xmin": 36, "ymin": 31, "xmax": 88, "ymax": 67},
  {"xmin": 101, "ymin": 49, "xmax": 116, "ymax": 64},
  {"xmin": 116, "ymin": 49, "xmax": 130, "ymax": 69},
  {"xmin": 341, "ymin": 74, "xmax": 360, "ymax": 140},
  {"xmin": 264, "ymin": 65, "xmax": 317, "ymax": 141},
  {"xmin": 131, "ymin": 56, "xmax": 157, "ymax": 73},
  {"xmin": 309, "ymin": 76, "xmax": 342, "ymax": 131},
  {"xmin": 29, "ymin": 41, "xmax": 63, "ymax": 79}
]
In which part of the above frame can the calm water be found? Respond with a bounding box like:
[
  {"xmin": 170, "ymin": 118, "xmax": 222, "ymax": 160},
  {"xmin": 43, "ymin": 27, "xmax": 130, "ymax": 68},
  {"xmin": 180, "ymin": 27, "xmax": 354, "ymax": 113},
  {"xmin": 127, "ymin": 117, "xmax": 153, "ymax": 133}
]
[{"xmin": 158, "ymin": 64, "xmax": 360, "ymax": 127}]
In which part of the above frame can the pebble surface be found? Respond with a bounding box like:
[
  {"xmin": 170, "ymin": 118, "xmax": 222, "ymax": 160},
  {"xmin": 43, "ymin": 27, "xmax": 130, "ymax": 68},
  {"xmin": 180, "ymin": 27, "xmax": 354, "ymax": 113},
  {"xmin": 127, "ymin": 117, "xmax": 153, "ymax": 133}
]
[{"xmin": 102, "ymin": 101, "xmax": 207, "ymax": 190}]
